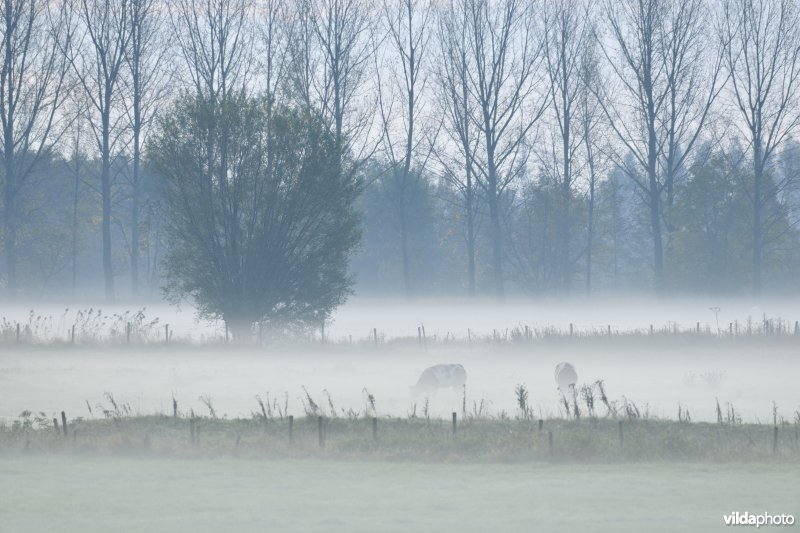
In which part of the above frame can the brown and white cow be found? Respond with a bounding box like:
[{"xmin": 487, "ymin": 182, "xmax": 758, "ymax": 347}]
[
  {"xmin": 554, "ymin": 362, "xmax": 578, "ymax": 396},
  {"xmin": 410, "ymin": 364, "xmax": 467, "ymax": 398}
]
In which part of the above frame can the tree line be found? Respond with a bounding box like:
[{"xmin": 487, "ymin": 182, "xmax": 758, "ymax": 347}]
[{"xmin": 1, "ymin": 0, "xmax": 800, "ymax": 311}]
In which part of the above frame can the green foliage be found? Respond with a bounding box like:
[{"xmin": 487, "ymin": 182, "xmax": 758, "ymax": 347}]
[
  {"xmin": 149, "ymin": 94, "xmax": 360, "ymax": 336},
  {"xmin": 666, "ymin": 154, "xmax": 752, "ymax": 290},
  {"xmin": 667, "ymin": 152, "xmax": 799, "ymax": 292}
]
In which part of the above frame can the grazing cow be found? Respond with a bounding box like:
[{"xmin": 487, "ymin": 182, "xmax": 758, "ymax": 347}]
[
  {"xmin": 554, "ymin": 362, "xmax": 578, "ymax": 396},
  {"xmin": 410, "ymin": 364, "xmax": 467, "ymax": 398}
]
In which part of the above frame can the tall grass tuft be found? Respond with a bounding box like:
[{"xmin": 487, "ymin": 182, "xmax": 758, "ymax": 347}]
[
  {"xmin": 199, "ymin": 395, "xmax": 217, "ymax": 418},
  {"xmin": 596, "ymin": 380, "xmax": 615, "ymax": 417},
  {"xmin": 363, "ymin": 388, "xmax": 376, "ymax": 418},
  {"xmin": 581, "ymin": 385, "xmax": 595, "ymax": 418},
  {"xmin": 514, "ymin": 384, "xmax": 532, "ymax": 420},
  {"xmin": 301, "ymin": 386, "xmax": 319, "ymax": 416}
]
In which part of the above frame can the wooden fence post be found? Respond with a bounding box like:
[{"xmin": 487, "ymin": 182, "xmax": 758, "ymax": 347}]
[
  {"xmin": 538, "ymin": 419, "xmax": 543, "ymax": 431},
  {"xmin": 165, "ymin": 324, "xmax": 170, "ymax": 345},
  {"xmin": 126, "ymin": 322, "xmax": 131, "ymax": 344},
  {"xmin": 548, "ymin": 430, "xmax": 553, "ymax": 456},
  {"xmin": 452, "ymin": 412, "xmax": 457, "ymax": 437},
  {"xmin": 288, "ymin": 415, "xmax": 294, "ymax": 444},
  {"xmin": 61, "ymin": 411, "xmax": 68, "ymax": 438},
  {"xmin": 618, "ymin": 420, "xmax": 624, "ymax": 448},
  {"xmin": 373, "ymin": 328, "xmax": 378, "ymax": 346},
  {"xmin": 318, "ymin": 416, "xmax": 324, "ymax": 448},
  {"xmin": 16, "ymin": 323, "xmax": 20, "ymax": 344},
  {"xmin": 773, "ymin": 426, "xmax": 779, "ymax": 454},
  {"xmin": 372, "ymin": 417, "xmax": 378, "ymax": 442}
]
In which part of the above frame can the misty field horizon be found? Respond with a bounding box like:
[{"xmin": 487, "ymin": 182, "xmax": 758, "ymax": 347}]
[{"xmin": 2, "ymin": 297, "xmax": 798, "ymax": 427}]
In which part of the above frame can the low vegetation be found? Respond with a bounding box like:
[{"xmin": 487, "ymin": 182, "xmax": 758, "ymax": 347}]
[
  {"xmin": 2, "ymin": 308, "xmax": 799, "ymax": 349},
  {"xmin": 3, "ymin": 390, "xmax": 798, "ymax": 463}
]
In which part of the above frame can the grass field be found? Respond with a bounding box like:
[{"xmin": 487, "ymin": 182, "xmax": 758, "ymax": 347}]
[
  {"xmin": 4, "ymin": 414, "xmax": 800, "ymax": 462},
  {"xmin": 1, "ymin": 457, "xmax": 798, "ymax": 532}
]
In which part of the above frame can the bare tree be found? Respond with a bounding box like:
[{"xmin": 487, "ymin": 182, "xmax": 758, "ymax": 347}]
[
  {"xmin": 0, "ymin": 0, "xmax": 71, "ymax": 299},
  {"xmin": 596, "ymin": 0, "xmax": 721, "ymax": 291},
  {"xmin": 577, "ymin": 14, "xmax": 606, "ymax": 294},
  {"xmin": 257, "ymin": 0, "xmax": 291, "ymax": 114},
  {"xmin": 375, "ymin": 0, "xmax": 433, "ymax": 297},
  {"xmin": 68, "ymin": 0, "xmax": 132, "ymax": 300},
  {"xmin": 660, "ymin": 0, "xmax": 723, "ymax": 210},
  {"xmin": 435, "ymin": 0, "xmax": 480, "ymax": 295},
  {"xmin": 290, "ymin": 0, "xmax": 375, "ymax": 163},
  {"xmin": 124, "ymin": 0, "xmax": 171, "ymax": 294},
  {"xmin": 541, "ymin": 0, "xmax": 593, "ymax": 291},
  {"xmin": 69, "ymin": 120, "xmax": 84, "ymax": 296},
  {"xmin": 466, "ymin": 0, "xmax": 546, "ymax": 299},
  {"xmin": 172, "ymin": 0, "xmax": 253, "ymax": 105},
  {"xmin": 720, "ymin": 0, "xmax": 800, "ymax": 296}
]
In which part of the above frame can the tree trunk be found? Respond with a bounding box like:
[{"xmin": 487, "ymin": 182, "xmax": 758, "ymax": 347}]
[
  {"xmin": 399, "ymin": 199, "xmax": 412, "ymax": 297},
  {"xmin": 586, "ymin": 173, "xmax": 595, "ymax": 295},
  {"xmin": 3, "ymin": 34, "xmax": 16, "ymax": 300},
  {"xmin": 561, "ymin": 168, "xmax": 571, "ymax": 292},
  {"xmin": 131, "ymin": 91, "xmax": 141, "ymax": 295},
  {"xmin": 465, "ymin": 170, "xmax": 476, "ymax": 296},
  {"xmin": 646, "ymin": 68, "xmax": 663, "ymax": 292},
  {"xmin": 488, "ymin": 178, "xmax": 504, "ymax": 299},
  {"xmin": 649, "ymin": 182, "xmax": 664, "ymax": 291},
  {"xmin": 3, "ymin": 162, "xmax": 16, "ymax": 300},
  {"xmin": 611, "ymin": 179, "xmax": 620, "ymax": 287},
  {"xmin": 561, "ymin": 83, "xmax": 571, "ymax": 292},
  {"xmin": 225, "ymin": 316, "xmax": 253, "ymax": 342},
  {"xmin": 72, "ymin": 155, "xmax": 80, "ymax": 296},
  {"xmin": 753, "ymin": 151, "xmax": 763, "ymax": 296},
  {"xmin": 102, "ymin": 108, "xmax": 114, "ymax": 301}
]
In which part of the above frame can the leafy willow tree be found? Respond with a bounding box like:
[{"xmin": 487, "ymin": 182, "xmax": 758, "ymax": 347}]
[{"xmin": 149, "ymin": 94, "xmax": 360, "ymax": 338}]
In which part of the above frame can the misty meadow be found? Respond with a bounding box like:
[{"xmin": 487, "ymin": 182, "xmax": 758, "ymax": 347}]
[{"xmin": 1, "ymin": 0, "xmax": 799, "ymax": 531}]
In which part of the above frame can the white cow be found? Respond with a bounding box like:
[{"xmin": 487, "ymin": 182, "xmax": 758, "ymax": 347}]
[
  {"xmin": 554, "ymin": 362, "xmax": 577, "ymax": 396},
  {"xmin": 410, "ymin": 364, "xmax": 467, "ymax": 398}
]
